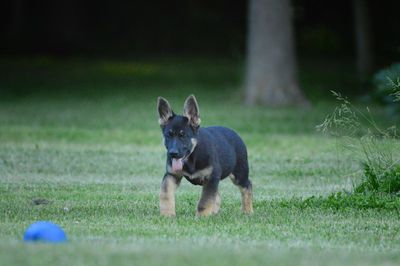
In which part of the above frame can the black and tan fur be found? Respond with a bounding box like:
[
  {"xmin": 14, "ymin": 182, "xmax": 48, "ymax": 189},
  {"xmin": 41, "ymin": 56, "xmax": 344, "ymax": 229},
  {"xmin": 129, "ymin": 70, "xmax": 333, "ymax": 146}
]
[{"xmin": 157, "ymin": 95, "xmax": 253, "ymax": 217}]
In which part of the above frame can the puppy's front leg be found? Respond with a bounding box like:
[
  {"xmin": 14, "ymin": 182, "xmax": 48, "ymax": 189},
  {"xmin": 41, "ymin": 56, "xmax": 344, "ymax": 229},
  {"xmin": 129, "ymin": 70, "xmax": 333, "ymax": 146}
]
[
  {"xmin": 160, "ymin": 174, "xmax": 181, "ymax": 217},
  {"xmin": 196, "ymin": 175, "xmax": 220, "ymax": 217}
]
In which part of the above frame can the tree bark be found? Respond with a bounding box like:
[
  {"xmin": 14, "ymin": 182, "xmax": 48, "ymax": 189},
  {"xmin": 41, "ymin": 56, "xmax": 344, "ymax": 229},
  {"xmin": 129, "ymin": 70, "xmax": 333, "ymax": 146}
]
[
  {"xmin": 353, "ymin": 0, "xmax": 373, "ymax": 80},
  {"xmin": 244, "ymin": 0, "xmax": 308, "ymax": 106}
]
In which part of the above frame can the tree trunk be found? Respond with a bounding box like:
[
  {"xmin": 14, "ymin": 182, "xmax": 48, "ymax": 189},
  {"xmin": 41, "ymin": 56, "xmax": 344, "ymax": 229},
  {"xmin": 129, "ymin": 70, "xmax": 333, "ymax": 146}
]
[
  {"xmin": 353, "ymin": 0, "xmax": 373, "ymax": 80},
  {"xmin": 244, "ymin": 0, "xmax": 308, "ymax": 106}
]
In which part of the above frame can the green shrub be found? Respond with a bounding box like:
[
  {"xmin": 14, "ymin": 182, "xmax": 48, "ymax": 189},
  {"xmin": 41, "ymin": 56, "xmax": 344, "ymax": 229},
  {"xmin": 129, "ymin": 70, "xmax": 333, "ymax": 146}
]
[
  {"xmin": 286, "ymin": 192, "xmax": 400, "ymax": 211},
  {"xmin": 355, "ymin": 163, "xmax": 400, "ymax": 194},
  {"xmin": 391, "ymin": 78, "xmax": 400, "ymax": 102},
  {"xmin": 318, "ymin": 89, "xmax": 400, "ymax": 194},
  {"xmin": 372, "ymin": 63, "xmax": 400, "ymax": 117}
]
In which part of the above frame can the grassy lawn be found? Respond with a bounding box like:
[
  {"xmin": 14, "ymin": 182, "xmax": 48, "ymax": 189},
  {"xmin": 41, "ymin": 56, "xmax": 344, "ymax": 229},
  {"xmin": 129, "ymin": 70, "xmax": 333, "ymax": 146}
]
[{"xmin": 0, "ymin": 57, "xmax": 399, "ymax": 265}]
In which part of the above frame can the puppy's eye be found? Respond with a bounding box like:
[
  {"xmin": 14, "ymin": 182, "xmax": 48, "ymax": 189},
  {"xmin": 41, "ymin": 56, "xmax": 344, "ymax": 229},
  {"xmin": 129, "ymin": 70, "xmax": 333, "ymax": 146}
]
[
  {"xmin": 178, "ymin": 130, "xmax": 185, "ymax": 138},
  {"xmin": 168, "ymin": 130, "xmax": 174, "ymax": 137}
]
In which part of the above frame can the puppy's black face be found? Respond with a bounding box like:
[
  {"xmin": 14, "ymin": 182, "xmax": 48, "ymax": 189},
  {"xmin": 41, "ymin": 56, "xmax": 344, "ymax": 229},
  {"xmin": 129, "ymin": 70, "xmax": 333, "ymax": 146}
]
[
  {"xmin": 157, "ymin": 95, "xmax": 200, "ymax": 172},
  {"xmin": 162, "ymin": 115, "xmax": 197, "ymax": 159}
]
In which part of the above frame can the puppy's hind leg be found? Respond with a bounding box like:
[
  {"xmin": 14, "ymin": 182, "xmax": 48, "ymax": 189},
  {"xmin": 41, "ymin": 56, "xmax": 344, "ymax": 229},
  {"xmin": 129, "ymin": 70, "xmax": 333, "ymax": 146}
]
[
  {"xmin": 239, "ymin": 181, "xmax": 253, "ymax": 214},
  {"xmin": 213, "ymin": 191, "xmax": 221, "ymax": 214},
  {"xmin": 232, "ymin": 164, "xmax": 253, "ymax": 214}
]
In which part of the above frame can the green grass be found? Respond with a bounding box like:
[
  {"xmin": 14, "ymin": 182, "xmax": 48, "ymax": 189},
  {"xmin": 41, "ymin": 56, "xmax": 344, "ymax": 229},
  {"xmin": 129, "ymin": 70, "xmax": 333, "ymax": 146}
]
[{"xmin": 1, "ymin": 56, "xmax": 400, "ymax": 265}]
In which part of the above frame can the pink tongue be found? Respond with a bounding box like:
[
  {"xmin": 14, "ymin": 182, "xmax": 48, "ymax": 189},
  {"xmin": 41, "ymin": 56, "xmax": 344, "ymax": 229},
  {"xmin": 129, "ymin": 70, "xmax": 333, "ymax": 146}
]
[{"xmin": 172, "ymin": 158, "xmax": 183, "ymax": 172}]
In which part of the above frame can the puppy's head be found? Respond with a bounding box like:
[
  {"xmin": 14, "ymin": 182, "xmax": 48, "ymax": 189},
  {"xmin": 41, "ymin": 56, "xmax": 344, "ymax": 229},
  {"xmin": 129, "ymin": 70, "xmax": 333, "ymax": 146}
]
[{"xmin": 157, "ymin": 95, "xmax": 200, "ymax": 172}]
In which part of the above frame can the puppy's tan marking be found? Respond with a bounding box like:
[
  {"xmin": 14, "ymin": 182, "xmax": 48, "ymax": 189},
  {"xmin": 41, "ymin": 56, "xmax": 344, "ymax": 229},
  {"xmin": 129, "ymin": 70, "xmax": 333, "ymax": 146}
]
[
  {"xmin": 230, "ymin": 176, "xmax": 253, "ymax": 214},
  {"xmin": 213, "ymin": 191, "xmax": 221, "ymax": 214},
  {"xmin": 183, "ymin": 166, "xmax": 213, "ymax": 180},
  {"xmin": 196, "ymin": 197, "xmax": 215, "ymax": 217},
  {"xmin": 190, "ymin": 138, "xmax": 197, "ymax": 153},
  {"xmin": 196, "ymin": 184, "xmax": 220, "ymax": 217},
  {"xmin": 160, "ymin": 175, "xmax": 180, "ymax": 217},
  {"xmin": 239, "ymin": 186, "xmax": 253, "ymax": 214}
]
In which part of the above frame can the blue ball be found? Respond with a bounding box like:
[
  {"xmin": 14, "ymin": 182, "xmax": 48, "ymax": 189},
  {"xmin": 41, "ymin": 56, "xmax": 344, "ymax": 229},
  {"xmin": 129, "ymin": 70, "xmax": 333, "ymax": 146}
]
[{"xmin": 23, "ymin": 221, "xmax": 67, "ymax": 243}]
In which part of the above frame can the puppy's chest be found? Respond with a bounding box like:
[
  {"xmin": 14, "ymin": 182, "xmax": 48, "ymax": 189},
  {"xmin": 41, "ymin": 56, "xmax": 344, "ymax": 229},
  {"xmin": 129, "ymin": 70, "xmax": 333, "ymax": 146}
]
[{"xmin": 182, "ymin": 163, "xmax": 213, "ymax": 181}]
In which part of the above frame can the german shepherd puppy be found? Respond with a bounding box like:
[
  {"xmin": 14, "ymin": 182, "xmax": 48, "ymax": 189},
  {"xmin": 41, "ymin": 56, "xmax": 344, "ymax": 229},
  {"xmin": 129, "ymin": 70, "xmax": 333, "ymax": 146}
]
[{"xmin": 157, "ymin": 95, "xmax": 253, "ymax": 217}]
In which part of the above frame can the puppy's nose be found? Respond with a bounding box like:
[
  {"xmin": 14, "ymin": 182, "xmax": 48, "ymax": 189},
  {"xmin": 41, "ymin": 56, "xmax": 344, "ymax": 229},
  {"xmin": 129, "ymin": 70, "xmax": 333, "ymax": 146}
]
[{"xmin": 168, "ymin": 149, "xmax": 179, "ymax": 158}]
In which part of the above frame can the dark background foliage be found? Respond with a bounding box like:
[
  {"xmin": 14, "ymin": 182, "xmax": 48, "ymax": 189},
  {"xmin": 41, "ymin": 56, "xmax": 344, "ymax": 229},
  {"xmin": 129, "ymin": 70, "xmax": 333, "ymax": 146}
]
[{"xmin": 1, "ymin": 0, "xmax": 399, "ymax": 66}]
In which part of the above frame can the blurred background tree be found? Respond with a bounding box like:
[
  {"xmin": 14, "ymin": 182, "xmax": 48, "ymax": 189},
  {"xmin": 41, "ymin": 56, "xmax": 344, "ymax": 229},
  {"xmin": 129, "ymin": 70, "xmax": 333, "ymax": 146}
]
[
  {"xmin": 1, "ymin": 0, "xmax": 399, "ymax": 106},
  {"xmin": 353, "ymin": 0, "xmax": 373, "ymax": 81},
  {"xmin": 244, "ymin": 0, "xmax": 308, "ymax": 106}
]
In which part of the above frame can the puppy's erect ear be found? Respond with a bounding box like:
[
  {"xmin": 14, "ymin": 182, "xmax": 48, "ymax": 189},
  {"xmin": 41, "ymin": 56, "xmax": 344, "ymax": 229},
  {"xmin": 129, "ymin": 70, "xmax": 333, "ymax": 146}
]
[
  {"xmin": 183, "ymin": 95, "xmax": 201, "ymax": 127},
  {"xmin": 157, "ymin": 97, "xmax": 173, "ymax": 125}
]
